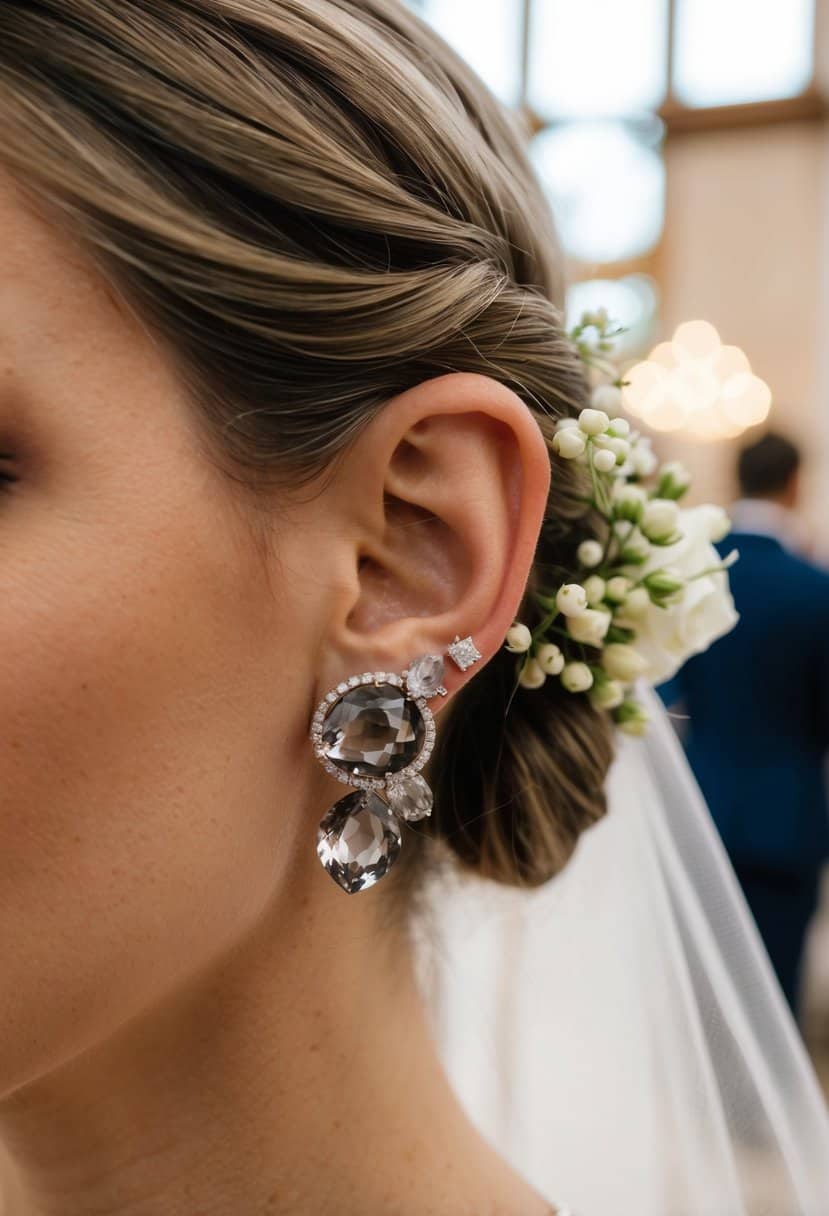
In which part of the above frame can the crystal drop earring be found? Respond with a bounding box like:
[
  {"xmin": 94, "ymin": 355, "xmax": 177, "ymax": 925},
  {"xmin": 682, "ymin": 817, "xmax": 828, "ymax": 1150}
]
[{"xmin": 309, "ymin": 638, "xmax": 482, "ymax": 894}]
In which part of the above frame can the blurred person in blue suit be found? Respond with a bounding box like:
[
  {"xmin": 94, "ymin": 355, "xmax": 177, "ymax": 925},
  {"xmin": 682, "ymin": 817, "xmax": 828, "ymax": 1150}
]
[{"xmin": 659, "ymin": 431, "xmax": 829, "ymax": 1021}]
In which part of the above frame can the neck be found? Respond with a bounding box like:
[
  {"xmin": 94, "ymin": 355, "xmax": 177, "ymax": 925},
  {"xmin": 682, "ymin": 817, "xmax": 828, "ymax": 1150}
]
[{"xmin": 0, "ymin": 849, "xmax": 547, "ymax": 1216}]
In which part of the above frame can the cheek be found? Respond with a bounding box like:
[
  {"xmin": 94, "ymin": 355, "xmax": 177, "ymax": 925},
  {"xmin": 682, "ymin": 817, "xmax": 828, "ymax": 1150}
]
[{"xmin": 0, "ymin": 491, "xmax": 305, "ymax": 1095}]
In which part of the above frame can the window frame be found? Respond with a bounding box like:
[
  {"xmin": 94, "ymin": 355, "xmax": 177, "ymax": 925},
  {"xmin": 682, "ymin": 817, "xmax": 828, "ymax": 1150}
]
[{"xmin": 514, "ymin": 0, "xmax": 826, "ymax": 135}]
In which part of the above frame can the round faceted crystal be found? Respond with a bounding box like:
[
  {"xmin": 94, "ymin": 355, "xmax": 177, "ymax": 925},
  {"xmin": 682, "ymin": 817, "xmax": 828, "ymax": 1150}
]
[
  {"xmin": 387, "ymin": 772, "xmax": 433, "ymax": 822},
  {"xmin": 406, "ymin": 653, "xmax": 445, "ymax": 699},
  {"xmin": 317, "ymin": 790, "xmax": 402, "ymax": 894},
  {"xmin": 321, "ymin": 683, "xmax": 426, "ymax": 778}
]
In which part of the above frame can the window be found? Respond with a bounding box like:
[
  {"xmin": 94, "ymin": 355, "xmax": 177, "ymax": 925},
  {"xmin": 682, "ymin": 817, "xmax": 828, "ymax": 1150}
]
[
  {"xmin": 409, "ymin": 0, "xmax": 524, "ymax": 106},
  {"xmin": 673, "ymin": 0, "xmax": 816, "ymax": 108},
  {"xmin": 530, "ymin": 120, "xmax": 665, "ymax": 264},
  {"xmin": 406, "ymin": 0, "xmax": 821, "ymax": 265},
  {"xmin": 406, "ymin": 0, "xmax": 819, "ymax": 116},
  {"xmin": 527, "ymin": 0, "xmax": 668, "ymax": 119}
]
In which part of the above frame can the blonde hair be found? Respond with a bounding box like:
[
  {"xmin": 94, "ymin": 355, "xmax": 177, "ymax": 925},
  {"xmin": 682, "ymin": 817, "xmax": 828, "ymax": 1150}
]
[{"xmin": 0, "ymin": 0, "xmax": 614, "ymax": 887}]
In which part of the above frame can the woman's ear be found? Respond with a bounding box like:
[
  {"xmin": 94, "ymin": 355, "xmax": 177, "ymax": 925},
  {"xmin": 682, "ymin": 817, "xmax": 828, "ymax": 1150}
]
[{"xmin": 313, "ymin": 372, "xmax": 551, "ymax": 706}]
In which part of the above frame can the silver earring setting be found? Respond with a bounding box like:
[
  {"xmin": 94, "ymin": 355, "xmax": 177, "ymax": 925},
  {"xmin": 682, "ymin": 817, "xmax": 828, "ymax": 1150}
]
[{"xmin": 310, "ymin": 637, "xmax": 481, "ymax": 894}]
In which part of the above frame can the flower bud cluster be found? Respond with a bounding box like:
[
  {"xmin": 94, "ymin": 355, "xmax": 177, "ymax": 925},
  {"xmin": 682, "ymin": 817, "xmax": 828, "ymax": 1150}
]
[{"xmin": 502, "ymin": 309, "xmax": 740, "ymax": 737}]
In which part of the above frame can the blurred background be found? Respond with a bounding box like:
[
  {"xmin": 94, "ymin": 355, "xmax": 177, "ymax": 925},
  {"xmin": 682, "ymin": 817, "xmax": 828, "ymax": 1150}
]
[{"xmin": 405, "ymin": 0, "xmax": 829, "ymax": 1094}]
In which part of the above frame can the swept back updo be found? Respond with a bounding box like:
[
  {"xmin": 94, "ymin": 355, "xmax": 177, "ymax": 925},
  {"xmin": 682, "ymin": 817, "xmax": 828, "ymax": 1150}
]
[{"xmin": 0, "ymin": 0, "xmax": 614, "ymax": 888}]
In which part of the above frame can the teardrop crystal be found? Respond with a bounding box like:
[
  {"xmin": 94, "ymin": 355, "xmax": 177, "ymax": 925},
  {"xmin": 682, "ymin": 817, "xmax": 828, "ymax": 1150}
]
[
  {"xmin": 317, "ymin": 790, "xmax": 402, "ymax": 894},
  {"xmin": 405, "ymin": 653, "xmax": 445, "ymax": 699}
]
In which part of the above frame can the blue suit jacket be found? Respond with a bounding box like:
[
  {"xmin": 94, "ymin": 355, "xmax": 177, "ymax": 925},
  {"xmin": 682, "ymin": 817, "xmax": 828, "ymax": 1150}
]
[{"xmin": 658, "ymin": 532, "xmax": 829, "ymax": 871}]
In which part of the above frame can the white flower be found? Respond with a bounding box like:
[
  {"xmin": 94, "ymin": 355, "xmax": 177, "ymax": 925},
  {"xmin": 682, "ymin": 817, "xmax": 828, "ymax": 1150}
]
[
  {"xmin": 641, "ymin": 498, "xmax": 680, "ymax": 541},
  {"xmin": 612, "ymin": 482, "xmax": 647, "ymax": 523},
  {"xmin": 657, "ymin": 460, "xmax": 691, "ymax": 498},
  {"xmin": 590, "ymin": 679, "xmax": 625, "ymax": 710},
  {"xmin": 615, "ymin": 585, "xmax": 650, "ymax": 623},
  {"xmin": 518, "ymin": 657, "xmax": 546, "ymax": 689},
  {"xmin": 643, "ymin": 566, "xmax": 685, "ymax": 599},
  {"xmin": 605, "ymin": 576, "xmax": 631, "ymax": 604},
  {"xmin": 578, "ymin": 408, "xmax": 610, "ymax": 436},
  {"xmin": 553, "ymin": 428, "xmax": 587, "ymax": 459},
  {"xmin": 568, "ymin": 608, "xmax": 611, "ymax": 647},
  {"xmin": 614, "ymin": 525, "xmax": 652, "ymax": 564},
  {"xmin": 705, "ymin": 505, "xmax": 732, "ymax": 542},
  {"xmin": 630, "ymin": 437, "xmax": 658, "ymax": 477},
  {"xmin": 556, "ymin": 583, "xmax": 588, "ymax": 617},
  {"xmin": 561, "ymin": 662, "xmax": 594, "ymax": 693},
  {"xmin": 590, "ymin": 383, "xmax": 623, "ymax": 417},
  {"xmin": 607, "ymin": 418, "xmax": 630, "ymax": 438},
  {"xmin": 536, "ymin": 642, "xmax": 565, "ymax": 675},
  {"xmin": 578, "ymin": 539, "xmax": 604, "ymax": 568},
  {"xmin": 602, "ymin": 643, "xmax": 648, "ymax": 683},
  {"xmin": 629, "ymin": 505, "xmax": 740, "ymax": 684},
  {"xmin": 593, "ymin": 448, "xmax": 617, "ymax": 474},
  {"xmin": 555, "ymin": 416, "xmax": 580, "ymax": 431},
  {"xmin": 594, "ymin": 435, "xmax": 630, "ymax": 462},
  {"xmin": 583, "ymin": 575, "xmax": 607, "ymax": 605},
  {"xmin": 617, "ymin": 702, "xmax": 650, "ymax": 736},
  {"xmin": 505, "ymin": 622, "xmax": 532, "ymax": 653}
]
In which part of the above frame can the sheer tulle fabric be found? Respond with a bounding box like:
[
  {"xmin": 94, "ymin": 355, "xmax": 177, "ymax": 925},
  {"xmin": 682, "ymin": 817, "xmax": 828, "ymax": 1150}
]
[{"xmin": 414, "ymin": 685, "xmax": 829, "ymax": 1215}]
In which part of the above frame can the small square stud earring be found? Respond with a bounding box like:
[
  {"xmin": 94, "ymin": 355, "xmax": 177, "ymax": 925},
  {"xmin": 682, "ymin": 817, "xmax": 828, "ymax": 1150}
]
[{"xmin": 447, "ymin": 634, "xmax": 482, "ymax": 671}]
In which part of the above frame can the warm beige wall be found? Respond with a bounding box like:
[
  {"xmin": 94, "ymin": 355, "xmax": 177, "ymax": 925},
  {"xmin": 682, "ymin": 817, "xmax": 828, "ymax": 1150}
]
[{"xmin": 646, "ymin": 118, "xmax": 829, "ymax": 559}]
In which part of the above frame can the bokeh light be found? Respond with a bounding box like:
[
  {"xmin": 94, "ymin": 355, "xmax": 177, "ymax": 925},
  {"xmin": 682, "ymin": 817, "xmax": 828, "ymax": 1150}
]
[{"xmin": 622, "ymin": 321, "xmax": 772, "ymax": 440}]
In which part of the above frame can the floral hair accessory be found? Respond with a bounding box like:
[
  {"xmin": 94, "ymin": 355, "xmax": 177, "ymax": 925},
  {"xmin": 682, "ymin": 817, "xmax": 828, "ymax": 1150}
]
[{"xmin": 504, "ymin": 309, "xmax": 740, "ymax": 736}]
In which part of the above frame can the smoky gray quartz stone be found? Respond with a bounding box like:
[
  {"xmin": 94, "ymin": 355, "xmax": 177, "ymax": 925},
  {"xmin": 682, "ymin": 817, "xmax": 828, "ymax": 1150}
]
[
  {"xmin": 321, "ymin": 682, "xmax": 426, "ymax": 778},
  {"xmin": 317, "ymin": 790, "xmax": 402, "ymax": 894}
]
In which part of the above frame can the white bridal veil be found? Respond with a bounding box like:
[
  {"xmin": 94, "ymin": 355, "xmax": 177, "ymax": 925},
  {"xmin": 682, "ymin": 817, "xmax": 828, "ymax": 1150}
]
[{"xmin": 415, "ymin": 684, "xmax": 829, "ymax": 1216}]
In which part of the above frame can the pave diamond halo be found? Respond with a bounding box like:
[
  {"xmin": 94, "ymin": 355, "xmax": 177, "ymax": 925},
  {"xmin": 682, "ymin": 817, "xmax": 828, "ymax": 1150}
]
[{"xmin": 310, "ymin": 644, "xmax": 478, "ymax": 893}]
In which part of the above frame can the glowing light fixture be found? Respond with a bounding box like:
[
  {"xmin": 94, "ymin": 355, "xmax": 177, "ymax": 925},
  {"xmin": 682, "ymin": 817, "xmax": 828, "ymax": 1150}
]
[{"xmin": 622, "ymin": 321, "xmax": 772, "ymax": 440}]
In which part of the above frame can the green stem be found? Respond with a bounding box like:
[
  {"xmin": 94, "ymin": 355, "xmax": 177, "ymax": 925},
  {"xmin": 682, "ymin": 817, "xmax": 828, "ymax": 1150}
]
[{"xmin": 587, "ymin": 442, "xmax": 612, "ymax": 518}]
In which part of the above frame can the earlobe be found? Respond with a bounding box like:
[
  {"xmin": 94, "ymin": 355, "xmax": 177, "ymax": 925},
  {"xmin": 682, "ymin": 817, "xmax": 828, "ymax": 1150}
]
[{"xmin": 324, "ymin": 372, "xmax": 551, "ymax": 699}]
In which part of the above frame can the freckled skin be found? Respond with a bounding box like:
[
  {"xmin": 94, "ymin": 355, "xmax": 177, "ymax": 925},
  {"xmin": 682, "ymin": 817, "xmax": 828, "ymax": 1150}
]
[
  {"xmin": 0, "ymin": 176, "xmax": 311, "ymax": 1095},
  {"xmin": 0, "ymin": 168, "xmax": 556, "ymax": 1215}
]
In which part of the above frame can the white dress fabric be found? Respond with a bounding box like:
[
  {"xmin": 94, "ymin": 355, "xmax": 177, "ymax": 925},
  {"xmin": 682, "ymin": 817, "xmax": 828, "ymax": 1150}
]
[{"xmin": 414, "ymin": 685, "xmax": 829, "ymax": 1216}]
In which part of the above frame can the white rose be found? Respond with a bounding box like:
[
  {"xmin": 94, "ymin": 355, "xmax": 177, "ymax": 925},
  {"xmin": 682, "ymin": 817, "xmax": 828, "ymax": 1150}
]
[
  {"xmin": 641, "ymin": 498, "xmax": 680, "ymax": 541},
  {"xmin": 536, "ymin": 642, "xmax": 565, "ymax": 675},
  {"xmin": 505, "ymin": 622, "xmax": 532, "ymax": 653},
  {"xmin": 629, "ymin": 505, "xmax": 740, "ymax": 684},
  {"xmin": 561, "ymin": 662, "xmax": 594, "ymax": 693},
  {"xmin": 602, "ymin": 643, "xmax": 648, "ymax": 683},
  {"xmin": 556, "ymin": 583, "xmax": 588, "ymax": 617},
  {"xmin": 704, "ymin": 504, "xmax": 732, "ymax": 542},
  {"xmin": 578, "ymin": 539, "xmax": 604, "ymax": 568},
  {"xmin": 567, "ymin": 608, "xmax": 611, "ymax": 648}
]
